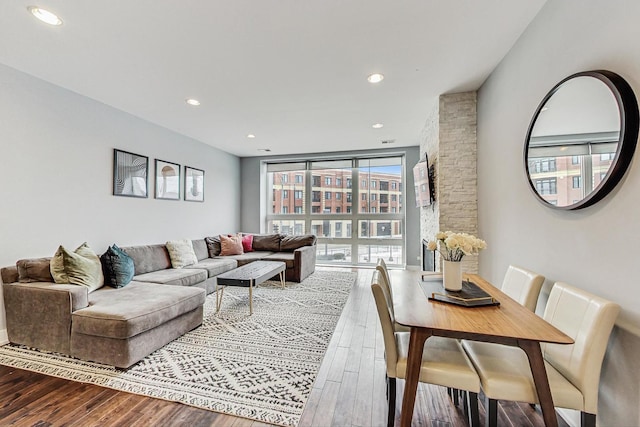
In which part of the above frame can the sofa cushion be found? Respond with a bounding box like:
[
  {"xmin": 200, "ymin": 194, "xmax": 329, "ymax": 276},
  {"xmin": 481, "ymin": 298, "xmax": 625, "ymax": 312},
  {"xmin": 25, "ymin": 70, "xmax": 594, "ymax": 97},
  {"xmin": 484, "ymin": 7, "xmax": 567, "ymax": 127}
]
[
  {"xmin": 252, "ymin": 234, "xmax": 282, "ymax": 252},
  {"xmin": 72, "ymin": 282, "xmax": 205, "ymax": 339},
  {"xmin": 185, "ymin": 258, "xmax": 237, "ymax": 278},
  {"xmin": 17, "ymin": 257, "xmax": 53, "ymax": 283},
  {"xmin": 220, "ymin": 234, "xmax": 244, "ymax": 256},
  {"xmin": 100, "ymin": 244, "xmax": 134, "ymax": 288},
  {"xmin": 205, "ymin": 236, "xmax": 221, "ymax": 257},
  {"xmin": 262, "ymin": 252, "xmax": 296, "ymax": 269},
  {"xmin": 122, "ymin": 244, "xmax": 172, "ymax": 275},
  {"xmin": 133, "ymin": 268, "xmax": 207, "ymax": 287},
  {"xmin": 50, "ymin": 243, "xmax": 104, "ymax": 293},
  {"xmin": 166, "ymin": 239, "xmax": 198, "ymax": 268},
  {"xmin": 216, "ymin": 251, "xmax": 274, "ymax": 266},
  {"xmin": 191, "ymin": 239, "xmax": 209, "ymax": 261},
  {"xmin": 280, "ymin": 235, "xmax": 317, "ymax": 251}
]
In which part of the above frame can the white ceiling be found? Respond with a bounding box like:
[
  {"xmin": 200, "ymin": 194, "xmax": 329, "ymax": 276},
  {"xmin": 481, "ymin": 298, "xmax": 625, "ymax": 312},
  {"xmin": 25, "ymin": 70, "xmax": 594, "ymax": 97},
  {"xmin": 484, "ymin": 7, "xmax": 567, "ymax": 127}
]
[{"xmin": 0, "ymin": 0, "xmax": 546, "ymax": 157}]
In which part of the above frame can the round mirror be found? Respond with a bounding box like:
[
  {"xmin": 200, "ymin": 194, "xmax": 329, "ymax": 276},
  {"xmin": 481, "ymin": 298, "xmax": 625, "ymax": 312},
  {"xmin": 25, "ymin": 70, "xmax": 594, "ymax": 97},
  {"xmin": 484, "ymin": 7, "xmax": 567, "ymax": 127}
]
[{"xmin": 524, "ymin": 70, "xmax": 639, "ymax": 210}]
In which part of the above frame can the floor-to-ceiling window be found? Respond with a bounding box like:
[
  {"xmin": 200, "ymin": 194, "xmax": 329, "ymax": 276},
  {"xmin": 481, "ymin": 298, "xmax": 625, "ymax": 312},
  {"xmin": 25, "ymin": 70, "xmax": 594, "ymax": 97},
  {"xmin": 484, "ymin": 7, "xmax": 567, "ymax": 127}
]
[{"xmin": 266, "ymin": 156, "xmax": 405, "ymax": 267}]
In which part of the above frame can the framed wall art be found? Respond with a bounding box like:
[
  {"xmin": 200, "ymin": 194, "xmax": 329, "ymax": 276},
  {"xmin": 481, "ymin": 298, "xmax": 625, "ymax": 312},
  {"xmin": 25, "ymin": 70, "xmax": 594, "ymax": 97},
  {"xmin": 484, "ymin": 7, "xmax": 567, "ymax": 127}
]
[
  {"xmin": 155, "ymin": 159, "xmax": 181, "ymax": 200},
  {"xmin": 113, "ymin": 149, "xmax": 148, "ymax": 198},
  {"xmin": 185, "ymin": 166, "xmax": 204, "ymax": 202}
]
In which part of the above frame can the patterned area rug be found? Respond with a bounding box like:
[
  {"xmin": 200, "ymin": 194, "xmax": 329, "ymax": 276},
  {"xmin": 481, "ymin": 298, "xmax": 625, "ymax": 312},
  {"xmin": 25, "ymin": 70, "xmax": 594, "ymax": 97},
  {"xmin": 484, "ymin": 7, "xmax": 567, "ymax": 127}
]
[{"xmin": 0, "ymin": 269, "xmax": 357, "ymax": 427}]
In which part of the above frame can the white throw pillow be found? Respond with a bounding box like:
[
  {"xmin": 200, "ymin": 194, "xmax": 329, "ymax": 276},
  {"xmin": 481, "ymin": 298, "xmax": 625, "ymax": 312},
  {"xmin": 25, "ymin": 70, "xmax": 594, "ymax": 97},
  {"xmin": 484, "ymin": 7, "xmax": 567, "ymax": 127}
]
[{"xmin": 166, "ymin": 239, "xmax": 198, "ymax": 269}]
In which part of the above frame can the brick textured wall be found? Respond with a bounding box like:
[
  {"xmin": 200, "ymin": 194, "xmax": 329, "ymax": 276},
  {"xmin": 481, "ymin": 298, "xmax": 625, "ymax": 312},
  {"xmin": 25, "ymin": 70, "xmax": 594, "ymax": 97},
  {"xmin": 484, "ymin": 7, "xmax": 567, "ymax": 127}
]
[{"xmin": 420, "ymin": 92, "xmax": 478, "ymax": 273}]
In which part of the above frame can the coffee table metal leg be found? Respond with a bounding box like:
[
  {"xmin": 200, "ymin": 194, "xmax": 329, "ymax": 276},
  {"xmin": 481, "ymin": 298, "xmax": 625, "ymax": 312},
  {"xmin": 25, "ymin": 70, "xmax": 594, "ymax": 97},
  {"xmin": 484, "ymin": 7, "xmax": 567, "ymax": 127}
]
[
  {"xmin": 249, "ymin": 279, "xmax": 254, "ymax": 315},
  {"xmin": 216, "ymin": 285, "xmax": 224, "ymax": 313},
  {"xmin": 280, "ymin": 271, "xmax": 285, "ymax": 289}
]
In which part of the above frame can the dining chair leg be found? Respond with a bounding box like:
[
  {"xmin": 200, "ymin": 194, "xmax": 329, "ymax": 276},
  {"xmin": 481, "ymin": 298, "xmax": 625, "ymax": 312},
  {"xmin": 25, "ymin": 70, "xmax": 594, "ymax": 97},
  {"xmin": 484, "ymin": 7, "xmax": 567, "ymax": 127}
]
[
  {"xmin": 581, "ymin": 412, "xmax": 596, "ymax": 427},
  {"xmin": 467, "ymin": 392, "xmax": 480, "ymax": 427},
  {"xmin": 387, "ymin": 377, "xmax": 396, "ymax": 427},
  {"xmin": 452, "ymin": 388, "xmax": 460, "ymax": 406},
  {"xmin": 462, "ymin": 390, "xmax": 469, "ymax": 417},
  {"xmin": 485, "ymin": 396, "xmax": 498, "ymax": 427}
]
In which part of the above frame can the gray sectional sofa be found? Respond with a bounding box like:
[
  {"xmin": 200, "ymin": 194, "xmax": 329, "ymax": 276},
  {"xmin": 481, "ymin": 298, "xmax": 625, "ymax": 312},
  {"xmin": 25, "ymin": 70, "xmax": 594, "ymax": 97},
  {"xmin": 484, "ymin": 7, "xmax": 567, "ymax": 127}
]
[{"xmin": 0, "ymin": 233, "xmax": 316, "ymax": 368}]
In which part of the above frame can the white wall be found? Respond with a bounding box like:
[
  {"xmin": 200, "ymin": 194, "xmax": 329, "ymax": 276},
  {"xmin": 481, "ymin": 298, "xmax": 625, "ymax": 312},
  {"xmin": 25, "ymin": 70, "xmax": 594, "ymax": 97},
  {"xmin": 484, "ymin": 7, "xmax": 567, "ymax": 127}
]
[
  {"xmin": 477, "ymin": 0, "xmax": 640, "ymax": 425},
  {"xmin": 0, "ymin": 63, "xmax": 241, "ymax": 337}
]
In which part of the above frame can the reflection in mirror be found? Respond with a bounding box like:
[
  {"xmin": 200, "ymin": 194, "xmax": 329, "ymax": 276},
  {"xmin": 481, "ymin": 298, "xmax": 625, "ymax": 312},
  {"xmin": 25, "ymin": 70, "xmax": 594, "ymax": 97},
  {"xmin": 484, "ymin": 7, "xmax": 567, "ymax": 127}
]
[{"xmin": 525, "ymin": 71, "xmax": 639, "ymax": 210}]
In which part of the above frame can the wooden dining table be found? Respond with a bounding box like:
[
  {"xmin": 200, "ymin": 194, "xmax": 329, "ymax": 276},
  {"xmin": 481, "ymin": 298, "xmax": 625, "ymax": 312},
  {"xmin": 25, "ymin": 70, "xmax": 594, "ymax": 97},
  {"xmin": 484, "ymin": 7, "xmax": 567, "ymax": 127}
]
[{"xmin": 392, "ymin": 272, "xmax": 574, "ymax": 427}]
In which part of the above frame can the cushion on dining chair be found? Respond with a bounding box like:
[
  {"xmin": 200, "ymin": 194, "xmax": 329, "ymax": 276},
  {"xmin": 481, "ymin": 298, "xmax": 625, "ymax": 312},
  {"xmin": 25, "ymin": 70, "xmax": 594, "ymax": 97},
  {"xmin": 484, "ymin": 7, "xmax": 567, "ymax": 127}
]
[
  {"xmin": 396, "ymin": 333, "xmax": 480, "ymax": 393},
  {"xmin": 461, "ymin": 340, "xmax": 583, "ymax": 410}
]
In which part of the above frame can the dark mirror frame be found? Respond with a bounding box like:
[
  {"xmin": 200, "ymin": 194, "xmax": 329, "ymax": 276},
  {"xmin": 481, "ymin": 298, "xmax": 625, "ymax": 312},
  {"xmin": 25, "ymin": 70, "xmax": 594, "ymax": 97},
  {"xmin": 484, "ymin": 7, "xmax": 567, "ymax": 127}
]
[{"xmin": 524, "ymin": 70, "xmax": 639, "ymax": 210}]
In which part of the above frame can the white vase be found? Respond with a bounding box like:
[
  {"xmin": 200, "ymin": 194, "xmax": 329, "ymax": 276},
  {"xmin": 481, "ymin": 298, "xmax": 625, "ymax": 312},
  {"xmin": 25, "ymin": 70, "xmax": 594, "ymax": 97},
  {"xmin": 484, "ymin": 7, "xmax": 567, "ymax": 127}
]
[{"xmin": 443, "ymin": 260, "xmax": 462, "ymax": 291}]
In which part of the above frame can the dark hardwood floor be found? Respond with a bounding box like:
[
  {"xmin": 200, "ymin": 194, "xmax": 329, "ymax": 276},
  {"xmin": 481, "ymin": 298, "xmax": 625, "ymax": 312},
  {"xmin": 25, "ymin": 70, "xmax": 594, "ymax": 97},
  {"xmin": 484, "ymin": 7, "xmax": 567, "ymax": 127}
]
[{"xmin": 0, "ymin": 268, "xmax": 568, "ymax": 426}]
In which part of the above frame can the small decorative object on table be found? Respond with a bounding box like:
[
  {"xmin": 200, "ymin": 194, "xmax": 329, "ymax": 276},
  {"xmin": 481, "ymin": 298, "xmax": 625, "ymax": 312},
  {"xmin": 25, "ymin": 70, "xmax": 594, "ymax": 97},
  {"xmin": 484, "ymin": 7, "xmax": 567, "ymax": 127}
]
[{"xmin": 427, "ymin": 231, "xmax": 486, "ymax": 291}]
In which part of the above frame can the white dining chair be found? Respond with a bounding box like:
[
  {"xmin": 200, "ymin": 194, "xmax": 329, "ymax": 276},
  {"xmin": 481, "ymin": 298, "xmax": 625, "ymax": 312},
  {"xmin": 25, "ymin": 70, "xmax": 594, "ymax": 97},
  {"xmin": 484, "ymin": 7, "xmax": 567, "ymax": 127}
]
[
  {"xmin": 371, "ymin": 270, "xmax": 481, "ymax": 427},
  {"xmin": 500, "ymin": 264, "xmax": 545, "ymax": 312},
  {"xmin": 375, "ymin": 258, "xmax": 410, "ymax": 333},
  {"xmin": 462, "ymin": 282, "xmax": 620, "ymax": 427}
]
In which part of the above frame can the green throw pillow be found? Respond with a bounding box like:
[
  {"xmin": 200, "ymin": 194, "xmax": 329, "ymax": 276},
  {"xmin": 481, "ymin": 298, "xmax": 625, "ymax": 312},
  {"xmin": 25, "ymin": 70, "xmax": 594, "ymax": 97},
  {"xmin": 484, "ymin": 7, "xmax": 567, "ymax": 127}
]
[
  {"xmin": 50, "ymin": 242, "xmax": 104, "ymax": 293},
  {"xmin": 100, "ymin": 244, "xmax": 135, "ymax": 288}
]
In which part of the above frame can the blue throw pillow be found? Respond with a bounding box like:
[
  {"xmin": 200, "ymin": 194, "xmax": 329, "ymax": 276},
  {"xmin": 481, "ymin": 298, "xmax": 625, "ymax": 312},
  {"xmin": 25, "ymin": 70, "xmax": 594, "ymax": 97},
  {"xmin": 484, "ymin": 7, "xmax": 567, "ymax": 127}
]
[{"xmin": 100, "ymin": 244, "xmax": 135, "ymax": 288}]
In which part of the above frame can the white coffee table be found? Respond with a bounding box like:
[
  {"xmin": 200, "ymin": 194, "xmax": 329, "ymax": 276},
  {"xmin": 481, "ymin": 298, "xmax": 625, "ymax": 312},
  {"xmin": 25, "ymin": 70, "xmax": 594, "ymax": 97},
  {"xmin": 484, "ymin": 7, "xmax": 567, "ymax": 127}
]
[{"xmin": 215, "ymin": 260, "xmax": 286, "ymax": 315}]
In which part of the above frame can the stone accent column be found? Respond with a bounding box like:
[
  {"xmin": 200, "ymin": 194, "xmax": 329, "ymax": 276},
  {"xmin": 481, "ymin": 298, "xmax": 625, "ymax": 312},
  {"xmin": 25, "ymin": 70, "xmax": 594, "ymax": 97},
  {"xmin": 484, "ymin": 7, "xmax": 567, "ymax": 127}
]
[{"xmin": 419, "ymin": 91, "xmax": 478, "ymax": 273}]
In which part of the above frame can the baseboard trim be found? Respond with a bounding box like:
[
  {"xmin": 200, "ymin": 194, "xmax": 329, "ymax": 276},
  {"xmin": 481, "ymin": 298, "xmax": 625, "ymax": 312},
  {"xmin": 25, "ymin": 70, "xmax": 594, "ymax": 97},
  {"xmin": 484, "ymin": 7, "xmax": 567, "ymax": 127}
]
[{"xmin": 0, "ymin": 329, "xmax": 8, "ymax": 346}]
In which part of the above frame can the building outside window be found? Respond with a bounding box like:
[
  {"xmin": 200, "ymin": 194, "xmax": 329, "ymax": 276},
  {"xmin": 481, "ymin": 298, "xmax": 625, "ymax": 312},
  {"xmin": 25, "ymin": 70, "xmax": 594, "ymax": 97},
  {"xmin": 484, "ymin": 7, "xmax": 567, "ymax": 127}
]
[
  {"xmin": 572, "ymin": 176, "xmax": 581, "ymax": 188},
  {"xmin": 535, "ymin": 178, "xmax": 557, "ymax": 195},
  {"xmin": 265, "ymin": 156, "xmax": 404, "ymax": 266}
]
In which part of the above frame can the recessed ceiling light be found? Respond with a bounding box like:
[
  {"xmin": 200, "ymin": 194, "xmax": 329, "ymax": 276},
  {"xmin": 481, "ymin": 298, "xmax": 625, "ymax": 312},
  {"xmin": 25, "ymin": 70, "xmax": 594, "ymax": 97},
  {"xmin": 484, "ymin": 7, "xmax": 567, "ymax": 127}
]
[
  {"xmin": 247, "ymin": 134, "xmax": 256, "ymax": 139},
  {"xmin": 372, "ymin": 123, "xmax": 384, "ymax": 129},
  {"xmin": 258, "ymin": 148, "xmax": 271, "ymax": 152},
  {"xmin": 185, "ymin": 98, "xmax": 201, "ymax": 106},
  {"xmin": 28, "ymin": 6, "xmax": 63, "ymax": 26},
  {"xmin": 367, "ymin": 73, "xmax": 384, "ymax": 83}
]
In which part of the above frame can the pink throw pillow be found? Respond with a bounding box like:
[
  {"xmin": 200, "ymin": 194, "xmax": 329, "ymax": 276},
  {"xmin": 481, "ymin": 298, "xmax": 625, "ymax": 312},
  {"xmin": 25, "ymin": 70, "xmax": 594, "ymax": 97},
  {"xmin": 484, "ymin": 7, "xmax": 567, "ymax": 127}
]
[
  {"xmin": 242, "ymin": 234, "xmax": 254, "ymax": 252},
  {"xmin": 219, "ymin": 234, "xmax": 244, "ymax": 256}
]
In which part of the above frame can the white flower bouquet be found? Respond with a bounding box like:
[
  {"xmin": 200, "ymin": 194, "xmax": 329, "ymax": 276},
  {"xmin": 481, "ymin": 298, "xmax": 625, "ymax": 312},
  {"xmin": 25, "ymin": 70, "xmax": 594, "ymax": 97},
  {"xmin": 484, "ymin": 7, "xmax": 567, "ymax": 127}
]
[{"xmin": 427, "ymin": 231, "xmax": 486, "ymax": 262}]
